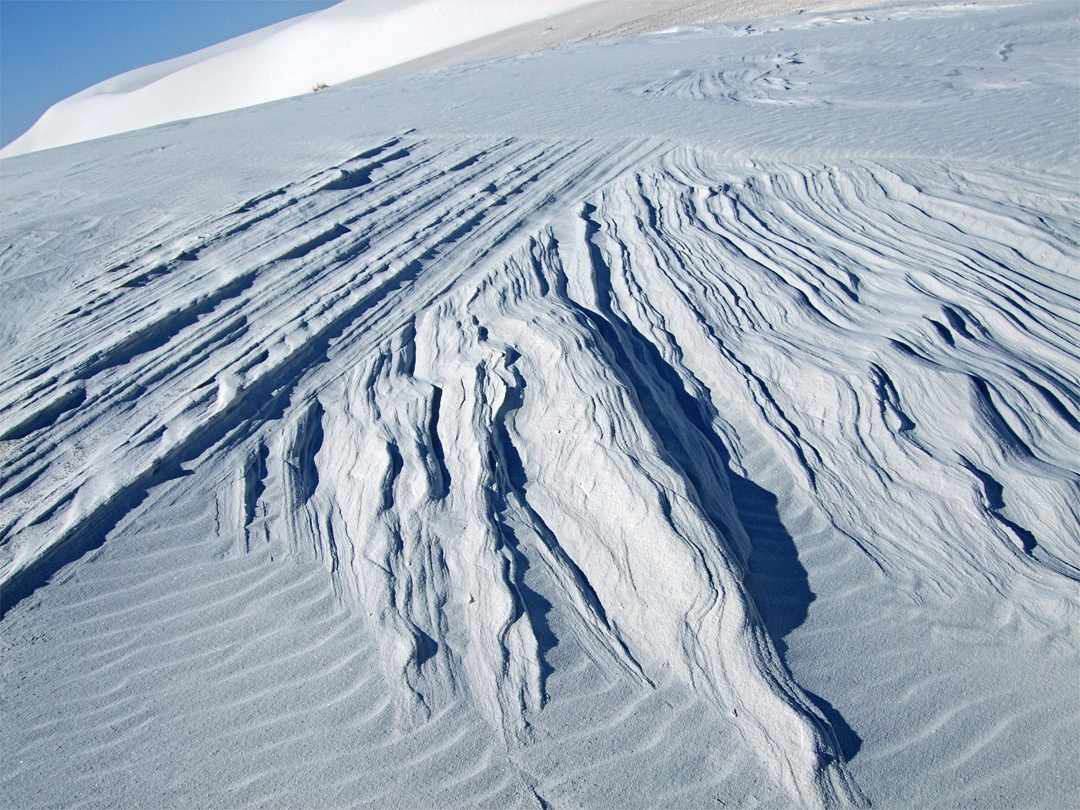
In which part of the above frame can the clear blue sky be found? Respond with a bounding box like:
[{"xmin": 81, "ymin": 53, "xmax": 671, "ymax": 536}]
[{"xmin": 1, "ymin": 1, "xmax": 340, "ymax": 147}]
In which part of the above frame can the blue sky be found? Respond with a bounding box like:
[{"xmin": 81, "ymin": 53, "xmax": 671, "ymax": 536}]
[{"xmin": 1, "ymin": 1, "xmax": 339, "ymax": 147}]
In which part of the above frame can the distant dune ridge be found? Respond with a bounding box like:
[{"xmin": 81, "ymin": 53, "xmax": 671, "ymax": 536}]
[
  {"xmin": 3, "ymin": 0, "xmax": 865, "ymax": 158},
  {"xmin": 1, "ymin": 1, "xmax": 1078, "ymax": 809}
]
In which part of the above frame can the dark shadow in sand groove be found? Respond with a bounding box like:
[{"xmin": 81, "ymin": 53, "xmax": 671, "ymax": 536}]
[{"xmin": 569, "ymin": 208, "xmax": 864, "ymax": 761}]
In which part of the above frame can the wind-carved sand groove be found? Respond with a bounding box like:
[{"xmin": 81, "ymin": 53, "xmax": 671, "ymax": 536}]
[
  {"xmin": 2, "ymin": 135, "xmax": 1079, "ymax": 808},
  {"xmin": 632, "ymin": 52, "xmax": 818, "ymax": 105}
]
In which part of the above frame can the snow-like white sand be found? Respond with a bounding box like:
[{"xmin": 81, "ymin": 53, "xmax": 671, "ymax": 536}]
[
  {"xmin": 1, "ymin": 1, "xmax": 1078, "ymax": 808},
  {"xmin": 0, "ymin": 0, "xmax": 861, "ymax": 158},
  {"xmin": 0, "ymin": 0, "xmax": 607, "ymax": 157}
]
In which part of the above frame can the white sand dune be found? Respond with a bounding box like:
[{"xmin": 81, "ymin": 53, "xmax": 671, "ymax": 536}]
[
  {"xmin": 0, "ymin": 0, "xmax": 859, "ymax": 159},
  {"xmin": 1, "ymin": 1, "xmax": 1078, "ymax": 808},
  {"xmin": 0, "ymin": 0, "xmax": 601, "ymax": 158}
]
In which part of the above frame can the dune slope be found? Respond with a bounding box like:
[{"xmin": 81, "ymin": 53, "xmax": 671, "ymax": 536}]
[{"xmin": 1, "ymin": 1, "xmax": 1077, "ymax": 808}]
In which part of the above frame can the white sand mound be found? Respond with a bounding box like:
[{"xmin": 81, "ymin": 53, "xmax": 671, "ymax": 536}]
[
  {"xmin": 1, "ymin": 0, "xmax": 597, "ymax": 157},
  {"xmin": 1, "ymin": 0, "xmax": 872, "ymax": 159}
]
